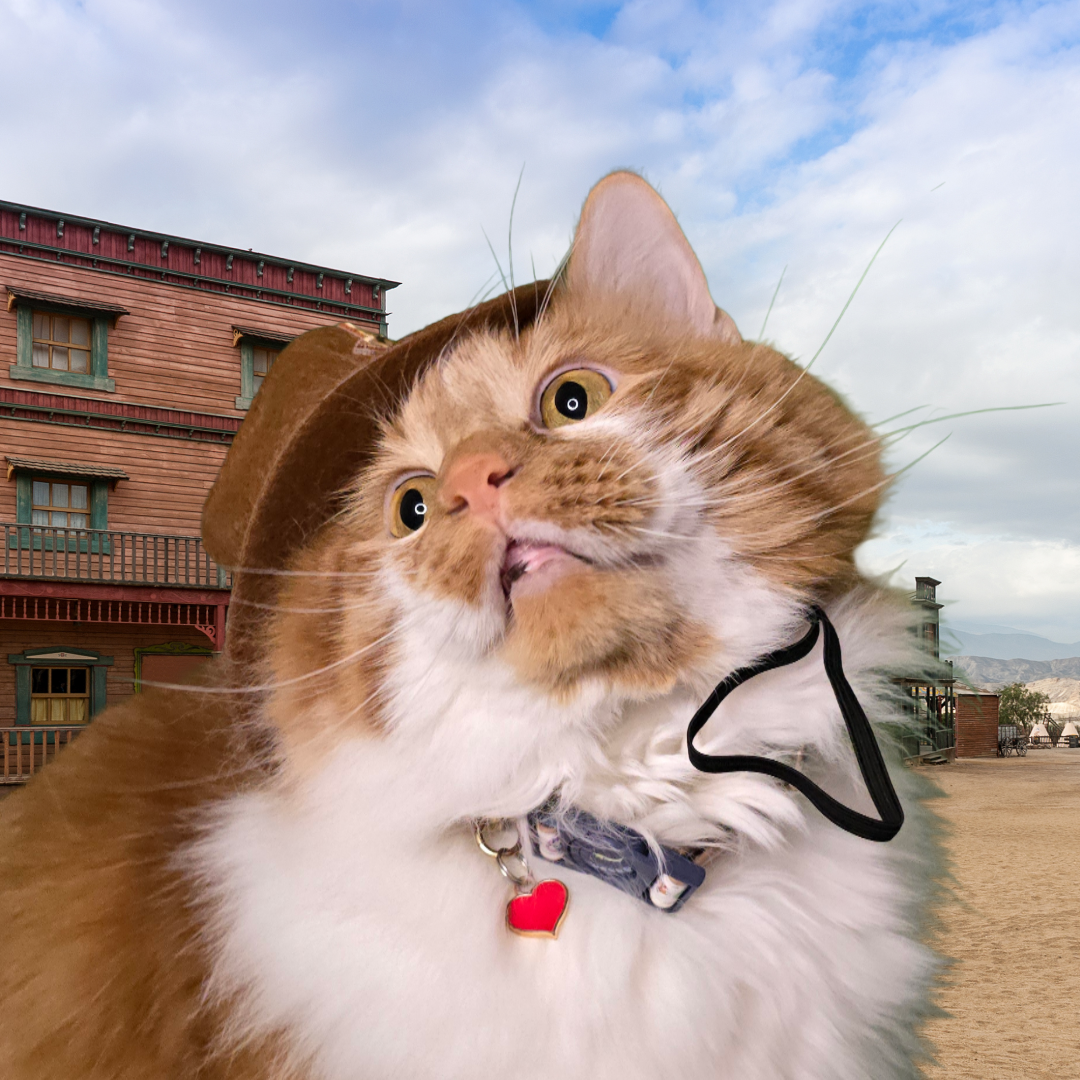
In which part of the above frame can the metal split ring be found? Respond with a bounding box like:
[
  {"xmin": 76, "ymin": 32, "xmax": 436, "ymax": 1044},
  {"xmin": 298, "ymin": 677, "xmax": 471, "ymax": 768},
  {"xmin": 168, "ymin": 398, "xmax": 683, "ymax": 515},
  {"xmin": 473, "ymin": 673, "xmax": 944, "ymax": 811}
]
[
  {"xmin": 496, "ymin": 849, "xmax": 534, "ymax": 888},
  {"xmin": 474, "ymin": 819, "xmax": 522, "ymax": 859}
]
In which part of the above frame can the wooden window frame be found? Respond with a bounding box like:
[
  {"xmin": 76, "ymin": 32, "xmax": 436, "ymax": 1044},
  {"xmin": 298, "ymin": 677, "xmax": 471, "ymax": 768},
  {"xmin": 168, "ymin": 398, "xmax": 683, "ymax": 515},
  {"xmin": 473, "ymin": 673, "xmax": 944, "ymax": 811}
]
[
  {"xmin": 30, "ymin": 311, "xmax": 94, "ymax": 375},
  {"xmin": 29, "ymin": 664, "xmax": 91, "ymax": 725},
  {"xmin": 8, "ymin": 647, "xmax": 113, "ymax": 729},
  {"xmin": 31, "ymin": 477, "xmax": 92, "ymax": 530},
  {"xmin": 9, "ymin": 472, "xmax": 110, "ymax": 552},
  {"xmin": 10, "ymin": 303, "xmax": 116, "ymax": 392},
  {"xmin": 235, "ymin": 333, "xmax": 290, "ymax": 410}
]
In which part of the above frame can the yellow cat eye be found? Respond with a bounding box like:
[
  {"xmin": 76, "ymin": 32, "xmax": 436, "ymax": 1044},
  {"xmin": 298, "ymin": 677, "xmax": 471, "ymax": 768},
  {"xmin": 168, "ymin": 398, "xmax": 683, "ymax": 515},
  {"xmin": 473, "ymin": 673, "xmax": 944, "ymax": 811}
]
[
  {"xmin": 538, "ymin": 368, "xmax": 613, "ymax": 428},
  {"xmin": 388, "ymin": 475, "xmax": 437, "ymax": 538}
]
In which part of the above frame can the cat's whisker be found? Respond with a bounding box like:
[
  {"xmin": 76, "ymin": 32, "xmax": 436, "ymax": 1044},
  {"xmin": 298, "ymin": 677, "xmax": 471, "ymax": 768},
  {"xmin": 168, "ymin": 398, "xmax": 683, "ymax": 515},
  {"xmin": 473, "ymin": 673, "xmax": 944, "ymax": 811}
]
[
  {"xmin": 717, "ymin": 443, "xmax": 943, "ymax": 552},
  {"xmin": 607, "ymin": 454, "xmax": 658, "ymax": 486},
  {"xmin": 618, "ymin": 524, "xmax": 701, "ymax": 542},
  {"xmin": 690, "ymin": 435, "xmax": 886, "ymax": 508},
  {"xmin": 507, "ymin": 163, "xmax": 525, "ymax": 341},
  {"xmin": 227, "ymin": 566, "xmax": 383, "ymax": 579},
  {"xmin": 688, "ymin": 227, "xmax": 899, "ymax": 471},
  {"xmin": 534, "ymin": 242, "xmax": 573, "ymax": 327},
  {"xmin": 229, "ymin": 596, "xmax": 386, "ymax": 615},
  {"xmin": 592, "ymin": 435, "xmax": 627, "ymax": 483},
  {"xmin": 136, "ymin": 620, "xmax": 412, "ymax": 696}
]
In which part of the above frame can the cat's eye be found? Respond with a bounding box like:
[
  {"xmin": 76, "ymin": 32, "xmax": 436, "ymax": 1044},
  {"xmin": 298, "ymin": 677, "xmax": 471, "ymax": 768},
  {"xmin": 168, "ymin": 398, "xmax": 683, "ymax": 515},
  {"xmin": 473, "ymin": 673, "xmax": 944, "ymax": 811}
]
[
  {"xmin": 538, "ymin": 368, "xmax": 613, "ymax": 428},
  {"xmin": 388, "ymin": 475, "xmax": 437, "ymax": 538}
]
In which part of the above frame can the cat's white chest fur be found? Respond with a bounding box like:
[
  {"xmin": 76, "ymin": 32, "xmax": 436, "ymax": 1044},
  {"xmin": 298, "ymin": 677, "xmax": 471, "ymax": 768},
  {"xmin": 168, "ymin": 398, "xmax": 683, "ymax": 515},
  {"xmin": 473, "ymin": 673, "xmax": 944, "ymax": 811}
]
[{"xmin": 193, "ymin": 599, "xmax": 938, "ymax": 1080}]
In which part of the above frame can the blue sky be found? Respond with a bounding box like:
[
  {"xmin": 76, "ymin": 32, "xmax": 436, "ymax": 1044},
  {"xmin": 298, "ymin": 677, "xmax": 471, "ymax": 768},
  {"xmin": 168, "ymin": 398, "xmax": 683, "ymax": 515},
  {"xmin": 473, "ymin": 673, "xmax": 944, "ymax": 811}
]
[{"xmin": 2, "ymin": 0, "xmax": 1078, "ymax": 639}]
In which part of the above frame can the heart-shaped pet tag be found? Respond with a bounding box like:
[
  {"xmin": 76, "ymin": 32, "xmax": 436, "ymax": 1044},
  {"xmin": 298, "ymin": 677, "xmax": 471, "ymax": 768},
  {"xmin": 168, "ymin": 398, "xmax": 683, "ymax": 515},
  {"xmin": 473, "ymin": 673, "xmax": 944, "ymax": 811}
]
[{"xmin": 506, "ymin": 879, "xmax": 569, "ymax": 939}]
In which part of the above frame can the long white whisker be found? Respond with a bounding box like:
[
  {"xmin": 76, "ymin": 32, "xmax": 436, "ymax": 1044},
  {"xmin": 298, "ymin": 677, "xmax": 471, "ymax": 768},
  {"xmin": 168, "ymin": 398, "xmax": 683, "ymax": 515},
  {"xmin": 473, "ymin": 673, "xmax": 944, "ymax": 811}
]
[
  {"xmin": 692, "ymin": 224, "xmax": 899, "ymax": 466},
  {"xmin": 137, "ymin": 619, "xmax": 411, "ymax": 696}
]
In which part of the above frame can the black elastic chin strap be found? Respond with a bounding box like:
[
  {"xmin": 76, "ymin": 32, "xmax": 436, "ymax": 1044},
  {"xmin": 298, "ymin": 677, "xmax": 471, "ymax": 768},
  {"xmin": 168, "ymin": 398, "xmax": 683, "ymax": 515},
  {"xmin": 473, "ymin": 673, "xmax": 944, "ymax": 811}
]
[{"xmin": 687, "ymin": 607, "xmax": 904, "ymax": 842}]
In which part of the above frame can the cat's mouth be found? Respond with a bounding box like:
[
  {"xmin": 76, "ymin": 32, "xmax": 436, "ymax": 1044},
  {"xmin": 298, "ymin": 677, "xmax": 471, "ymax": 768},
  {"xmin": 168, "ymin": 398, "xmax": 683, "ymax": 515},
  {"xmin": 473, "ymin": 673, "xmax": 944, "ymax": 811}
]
[{"xmin": 499, "ymin": 539, "xmax": 591, "ymax": 601}]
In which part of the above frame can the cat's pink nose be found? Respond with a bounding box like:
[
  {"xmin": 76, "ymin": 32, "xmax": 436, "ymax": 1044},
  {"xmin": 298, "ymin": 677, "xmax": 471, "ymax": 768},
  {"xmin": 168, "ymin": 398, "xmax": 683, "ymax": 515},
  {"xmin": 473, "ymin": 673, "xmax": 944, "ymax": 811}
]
[{"xmin": 441, "ymin": 452, "xmax": 515, "ymax": 523}]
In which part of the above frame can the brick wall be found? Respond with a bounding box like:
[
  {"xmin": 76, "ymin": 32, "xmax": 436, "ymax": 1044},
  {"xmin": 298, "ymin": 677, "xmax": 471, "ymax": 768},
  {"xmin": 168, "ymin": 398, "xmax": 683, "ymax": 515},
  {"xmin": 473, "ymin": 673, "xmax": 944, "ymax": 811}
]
[{"xmin": 956, "ymin": 693, "xmax": 1000, "ymax": 758}]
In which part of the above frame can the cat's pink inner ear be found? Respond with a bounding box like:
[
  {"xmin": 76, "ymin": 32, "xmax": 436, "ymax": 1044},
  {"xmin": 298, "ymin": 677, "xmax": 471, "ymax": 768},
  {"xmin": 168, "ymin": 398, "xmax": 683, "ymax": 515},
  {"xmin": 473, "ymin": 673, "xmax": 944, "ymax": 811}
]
[{"xmin": 567, "ymin": 171, "xmax": 741, "ymax": 343}]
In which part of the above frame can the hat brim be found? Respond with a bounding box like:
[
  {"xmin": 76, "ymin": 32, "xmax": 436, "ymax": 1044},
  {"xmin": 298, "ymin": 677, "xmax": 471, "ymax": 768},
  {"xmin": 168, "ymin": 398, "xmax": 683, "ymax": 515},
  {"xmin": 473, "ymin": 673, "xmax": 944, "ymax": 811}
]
[{"xmin": 203, "ymin": 282, "xmax": 550, "ymax": 660}]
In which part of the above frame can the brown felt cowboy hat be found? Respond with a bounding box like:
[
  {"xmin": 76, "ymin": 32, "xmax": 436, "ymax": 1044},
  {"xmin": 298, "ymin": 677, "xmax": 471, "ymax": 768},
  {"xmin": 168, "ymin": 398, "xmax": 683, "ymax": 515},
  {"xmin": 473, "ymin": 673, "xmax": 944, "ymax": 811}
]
[{"xmin": 202, "ymin": 282, "xmax": 550, "ymax": 660}]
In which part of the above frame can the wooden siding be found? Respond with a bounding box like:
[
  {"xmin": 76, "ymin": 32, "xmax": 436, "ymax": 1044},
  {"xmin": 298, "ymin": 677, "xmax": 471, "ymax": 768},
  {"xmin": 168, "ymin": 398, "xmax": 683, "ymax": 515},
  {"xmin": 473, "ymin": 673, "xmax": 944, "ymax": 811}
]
[
  {"xmin": 1, "ymin": 250, "xmax": 358, "ymax": 416},
  {"xmin": 0, "ymin": 623, "xmax": 212, "ymax": 726},
  {"xmin": 0, "ymin": 414, "xmax": 228, "ymax": 535},
  {"xmin": 956, "ymin": 693, "xmax": 1000, "ymax": 758}
]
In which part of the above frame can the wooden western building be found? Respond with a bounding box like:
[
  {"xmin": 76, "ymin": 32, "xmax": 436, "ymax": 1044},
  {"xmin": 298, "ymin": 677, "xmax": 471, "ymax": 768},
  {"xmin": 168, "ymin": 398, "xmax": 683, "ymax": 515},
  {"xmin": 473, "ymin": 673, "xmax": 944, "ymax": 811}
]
[
  {"xmin": 954, "ymin": 690, "xmax": 1001, "ymax": 758},
  {"xmin": 897, "ymin": 576, "xmax": 956, "ymax": 763},
  {"xmin": 0, "ymin": 199, "xmax": 396, "ymax": 783}
]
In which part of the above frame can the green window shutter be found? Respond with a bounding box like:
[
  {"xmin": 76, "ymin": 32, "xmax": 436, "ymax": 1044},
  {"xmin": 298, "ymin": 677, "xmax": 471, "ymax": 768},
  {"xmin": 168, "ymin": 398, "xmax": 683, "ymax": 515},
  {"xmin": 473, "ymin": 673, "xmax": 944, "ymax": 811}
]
[
  {"xmin": 15, "ymin": 475, "xmax": 31, "ymax": 524},
  {"xmin": 15, "ymin": 307, "xmax": 32, "ymax": 368},
  {"xmin": 90, "ymin": 480, "xmax": 109, "ymax": 530},
  {"xmin": 91, "ymin": 665, "xmax": 108, "ymax": 717},
  {"xmin": 13, "ymin": 664, "xmax": 30, "ymax": 726},
  {"xmin": 235, "ymin": 340, "xmax": 255, "ymax": 410},
  {"xmin": 92, "ymin": 316, "xmax": 109, "ymax": 379}
]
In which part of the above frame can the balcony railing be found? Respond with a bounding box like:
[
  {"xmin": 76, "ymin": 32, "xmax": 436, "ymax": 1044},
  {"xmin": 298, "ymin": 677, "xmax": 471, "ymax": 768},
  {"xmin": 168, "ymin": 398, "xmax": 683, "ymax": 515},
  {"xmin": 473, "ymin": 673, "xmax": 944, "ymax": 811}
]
[
  {"xmin": 2, "ymin": 523, "xmax": 231, "ymax": 589},
  {"xmin": 2, "ymin": 725, "xmax": 83, "ymax": 784}
]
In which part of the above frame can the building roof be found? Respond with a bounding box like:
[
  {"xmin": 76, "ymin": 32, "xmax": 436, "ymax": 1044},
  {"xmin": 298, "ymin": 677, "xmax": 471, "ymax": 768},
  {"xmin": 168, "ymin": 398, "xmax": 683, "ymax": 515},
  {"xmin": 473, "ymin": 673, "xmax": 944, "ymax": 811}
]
[
  {"xmin": 0, "ymin": 199, "xmax": 398, "ymax": 329},
  {"xmin": 5, "ymin": 455, "xmax": 129, "ymax": 481},
  {"xmin": 6, "ymin": 285, "xmax": 129, "ymax": 319},
  {"xmin": 231, "ymin": 324, "xmax": 297, "ymax": 347}
]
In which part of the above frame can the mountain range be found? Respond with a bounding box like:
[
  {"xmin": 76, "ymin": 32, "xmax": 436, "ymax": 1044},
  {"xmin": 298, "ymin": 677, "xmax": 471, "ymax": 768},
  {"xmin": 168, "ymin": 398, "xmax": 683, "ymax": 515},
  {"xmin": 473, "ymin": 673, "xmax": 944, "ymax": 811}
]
[
  {"xmin": 942, "ymin": 628, "xmax": 1080, "ymax": 662},
  {"xmin": 951, "ymin": 656, "xmax": 1080, "ymax": 687}
]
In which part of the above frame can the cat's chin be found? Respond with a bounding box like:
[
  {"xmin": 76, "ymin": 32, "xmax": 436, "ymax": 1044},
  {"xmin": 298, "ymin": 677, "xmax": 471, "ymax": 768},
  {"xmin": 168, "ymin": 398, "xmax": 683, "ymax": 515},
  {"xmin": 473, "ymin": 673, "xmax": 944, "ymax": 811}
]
[{"xmin": 499, "ymin": 563, "xmax": 710, "ymax": 695}]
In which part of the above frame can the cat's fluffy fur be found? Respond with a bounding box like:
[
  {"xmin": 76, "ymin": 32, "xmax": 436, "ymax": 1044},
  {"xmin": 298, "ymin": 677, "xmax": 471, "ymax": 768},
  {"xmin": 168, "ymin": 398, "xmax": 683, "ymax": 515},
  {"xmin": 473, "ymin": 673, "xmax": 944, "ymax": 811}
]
[{"xmin": 0, "ymin": 173, "xmax": 943, "ymax": 1079}]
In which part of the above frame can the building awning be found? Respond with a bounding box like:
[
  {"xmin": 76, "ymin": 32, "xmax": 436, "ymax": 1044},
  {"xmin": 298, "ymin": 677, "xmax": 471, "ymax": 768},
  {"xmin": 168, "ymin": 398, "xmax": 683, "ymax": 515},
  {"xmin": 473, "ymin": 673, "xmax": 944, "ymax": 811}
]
[
  {"xmin": 6, "ymin": 286, "xmax": 129, "ymax": 321},
  {"xmin": 5, "ymin": 456, "xmax": 129, "ymax": 482},
  {"xmin": 231, "ymin": 325, "xmax": 296, "ymax": 348}
]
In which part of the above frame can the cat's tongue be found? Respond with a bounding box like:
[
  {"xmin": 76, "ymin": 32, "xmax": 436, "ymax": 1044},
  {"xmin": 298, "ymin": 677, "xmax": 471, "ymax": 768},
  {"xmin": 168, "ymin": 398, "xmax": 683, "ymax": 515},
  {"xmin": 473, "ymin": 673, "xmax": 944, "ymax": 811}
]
[{"xmin": 501, "ymin": 539, "xmax": 579, "ymax": 597}]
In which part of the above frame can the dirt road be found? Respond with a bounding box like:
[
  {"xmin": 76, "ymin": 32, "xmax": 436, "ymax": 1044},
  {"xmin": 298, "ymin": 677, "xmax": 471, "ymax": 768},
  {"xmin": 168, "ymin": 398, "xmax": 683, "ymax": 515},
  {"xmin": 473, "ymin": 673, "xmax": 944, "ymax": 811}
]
[{"xmin": 922, "ymin": 752, "xmax": 1080, "ymax": 1079}]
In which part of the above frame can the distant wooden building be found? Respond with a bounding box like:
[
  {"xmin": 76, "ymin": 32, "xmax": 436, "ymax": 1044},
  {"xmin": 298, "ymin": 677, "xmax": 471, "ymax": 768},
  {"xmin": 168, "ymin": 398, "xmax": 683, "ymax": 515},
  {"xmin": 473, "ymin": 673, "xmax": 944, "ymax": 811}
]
[
  {"xmin": 0, "ymin": 199, "xmax": 397, "ymax": 782},
  {"xmin": 897, "ymin": 576, "xmax": 956, "ymax": 762},
  {"xmin": 955, "ymin": 691, "xmax": 1000, "ymax": 758}
]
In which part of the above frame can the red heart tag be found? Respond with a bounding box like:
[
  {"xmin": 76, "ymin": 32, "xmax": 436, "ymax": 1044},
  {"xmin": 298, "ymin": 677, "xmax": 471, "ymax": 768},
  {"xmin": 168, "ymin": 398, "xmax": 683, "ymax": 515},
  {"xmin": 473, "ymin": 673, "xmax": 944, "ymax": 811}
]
[{"xmin": 506, "ymin": 879, "xmax": 569, "ymax": 939}]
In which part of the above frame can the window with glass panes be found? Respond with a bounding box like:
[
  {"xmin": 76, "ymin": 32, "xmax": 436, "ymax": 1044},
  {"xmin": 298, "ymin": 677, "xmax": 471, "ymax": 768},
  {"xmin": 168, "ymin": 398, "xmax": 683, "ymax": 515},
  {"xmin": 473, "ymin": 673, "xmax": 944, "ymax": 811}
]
[
  {"xmin": 30, "ymin": 666, "xmax": 90, "ymax": 724},
  {"xmin": 32, "ymin": 312, "xmax": 92, "ymax": 373},
  {"xmin": 252, "ymin": 345, "xmax": 279, "ymax": 394},
  {"xmin": 32, "ymin": 479, "xmax": 89, "ymax": 529}
]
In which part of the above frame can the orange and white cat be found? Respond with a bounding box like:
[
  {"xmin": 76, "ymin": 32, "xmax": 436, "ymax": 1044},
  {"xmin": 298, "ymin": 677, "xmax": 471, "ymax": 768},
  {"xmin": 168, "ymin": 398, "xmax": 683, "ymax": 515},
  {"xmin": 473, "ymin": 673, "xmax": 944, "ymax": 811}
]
[{"xmin": 0, "ymin": 172, "xmax": 942, "ymax": 1079}]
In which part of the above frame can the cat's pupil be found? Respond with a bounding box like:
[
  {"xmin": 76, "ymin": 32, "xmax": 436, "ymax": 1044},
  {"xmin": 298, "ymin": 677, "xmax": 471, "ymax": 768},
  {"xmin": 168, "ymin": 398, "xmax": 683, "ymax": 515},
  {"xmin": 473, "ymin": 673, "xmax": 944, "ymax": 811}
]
[
  {"xmin": 554, "ymin": 380, "xmax": 589, "ymax": 421},
  {"xmin": 399, "ymin": 488, "xmax": 428, "ymax": 531}
]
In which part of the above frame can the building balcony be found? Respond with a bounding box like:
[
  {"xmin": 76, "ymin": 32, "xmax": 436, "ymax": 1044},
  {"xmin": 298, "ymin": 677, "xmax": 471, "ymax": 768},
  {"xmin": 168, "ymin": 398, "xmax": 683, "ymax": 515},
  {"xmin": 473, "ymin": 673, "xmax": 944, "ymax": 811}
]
[
  {"xmin": 1, "ymin": 724, "xmax": 83, "ymax": 785},
  {"xmin": 1, "ymin": 523, "xmax": 230, "ymax": 590}
]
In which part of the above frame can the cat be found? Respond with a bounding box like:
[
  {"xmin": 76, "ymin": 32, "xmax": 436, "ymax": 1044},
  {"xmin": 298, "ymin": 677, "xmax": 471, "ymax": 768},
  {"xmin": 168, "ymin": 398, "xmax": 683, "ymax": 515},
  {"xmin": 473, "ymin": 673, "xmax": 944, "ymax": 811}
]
[{"xmin": 0, "ymin": 171, "xmax": 944, "ymax": 1080}]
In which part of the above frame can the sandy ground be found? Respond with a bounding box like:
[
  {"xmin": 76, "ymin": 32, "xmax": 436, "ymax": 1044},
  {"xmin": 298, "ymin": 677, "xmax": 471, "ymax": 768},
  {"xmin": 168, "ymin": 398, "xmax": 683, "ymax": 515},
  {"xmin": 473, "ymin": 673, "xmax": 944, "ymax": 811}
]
[{"xmin": 922, "ymin": 751, "xmax": 1080, "ymax": 1080}]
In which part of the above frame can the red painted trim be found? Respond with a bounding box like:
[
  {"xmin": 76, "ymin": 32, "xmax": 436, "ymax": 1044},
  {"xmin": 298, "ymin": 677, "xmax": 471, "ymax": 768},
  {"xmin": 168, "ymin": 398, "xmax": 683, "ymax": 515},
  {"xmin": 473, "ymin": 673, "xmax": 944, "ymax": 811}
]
[
  {"xmin": 0, "ymin": 580, "xmax": 230, "ymax": 604},
  {"xmin": 0, "ymin": 386, "xmax": 242, "ymax": 437}
]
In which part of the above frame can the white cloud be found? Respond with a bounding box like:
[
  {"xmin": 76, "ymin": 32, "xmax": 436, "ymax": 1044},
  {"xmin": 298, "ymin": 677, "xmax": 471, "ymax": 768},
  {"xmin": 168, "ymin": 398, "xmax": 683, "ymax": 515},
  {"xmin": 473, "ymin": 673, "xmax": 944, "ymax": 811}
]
[
  {"xmin": 1, "ymin": 0, "xmax": 1077, "ymax": 639},
  {"xmin": 858, "ymin": 524, "xmax": 1080, "ymax": 640}
]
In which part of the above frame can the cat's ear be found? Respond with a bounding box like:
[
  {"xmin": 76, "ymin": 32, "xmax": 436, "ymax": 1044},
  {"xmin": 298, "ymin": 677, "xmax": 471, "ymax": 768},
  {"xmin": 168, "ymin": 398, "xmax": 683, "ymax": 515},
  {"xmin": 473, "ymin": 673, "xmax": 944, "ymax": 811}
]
[{"xmin": 566, "ymin": 171, "xmax": 741, "ymax": 343}]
